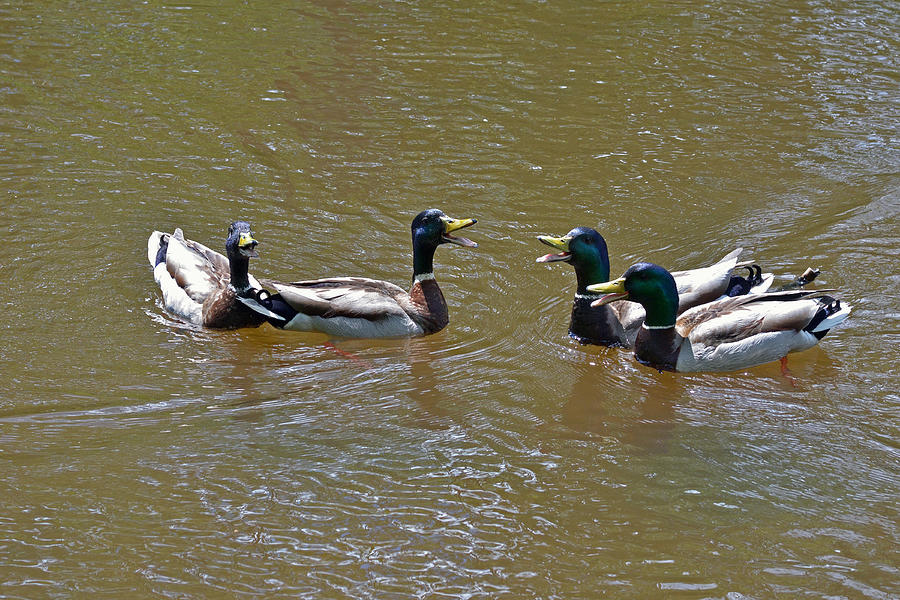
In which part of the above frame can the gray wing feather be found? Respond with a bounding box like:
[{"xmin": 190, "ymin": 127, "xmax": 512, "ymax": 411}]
[
  {"xmin": 263, "ymin": 277, "xmax": 409, "ymax": 321},
  {"xmin": 676, "ymin": 289, "xmax": 833, "ymax": 343},
  {"xmin": 160, "ymin": 229, "xmax": 228, "ymax": 303}
]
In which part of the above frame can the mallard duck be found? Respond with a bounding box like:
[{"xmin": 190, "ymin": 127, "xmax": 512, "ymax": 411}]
[
  {"xmin": 147, "ymin": 221, "xmax": 284, "ymax": 329},
  {"xmin": 239, "ymin": 209, "xmax": 477, "ymax": 338},
  {"xmin": 536, "ymin": 227, "xmax": 772, "ymax": 347},
  {"xmin": 586, "ymin": 262, "xmax": 851, "ymax": 373}
]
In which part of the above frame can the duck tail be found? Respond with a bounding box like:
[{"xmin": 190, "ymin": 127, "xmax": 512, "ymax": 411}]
[
  {"xmin": 717, "ymin": 247, "xmax": 744, "ymax": 266},
  {"xmin": 806, "ymin": 295, "xmax": 852, "ymax": 339},
  {"xmin": 147, "ymin": 231, "xmax": 169, "ymax": 267},
  {"xmin": 726, "ymin": 264, "xmax": 769, "ymax": 296},
  {"xmin": 154, "ymin": 235, "xmax": 169, "ymax": 267},
  {"xmin": 236, "ymin": 289, "xmax": 292, "ymax": 326}
]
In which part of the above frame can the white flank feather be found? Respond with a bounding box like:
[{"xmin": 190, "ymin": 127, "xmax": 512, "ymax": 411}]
[
  {"xmin": 153, "ymin": 262, "xmax": 203, "ymax": 324},
  {"xmin": 673, "ymin": 294, "xmax": 851, "ymax": 372},
  {"xmin": 282, "ymin": 312, "xmax": 423, "ymax": 338},
  {"xmin": 677, "ymin": 330, "xmax": 819, "ymax": 372}
]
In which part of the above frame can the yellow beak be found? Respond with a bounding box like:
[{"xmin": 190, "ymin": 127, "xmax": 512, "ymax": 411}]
[
  {"xmin": 586, "ymin": 277, "xmax": 625, "ymax": 294},
  {"xmin": 441, "ymin": 216, "xmax": 477, "ymax": 233},
  {"xmin": 238, "ymin": 232, "xmax": 257, "ymax": 248},
  {"xmin": 440, "ymin": 216, "xmax": 477, "ymax": 247},
  {"xmin": 586, "ymin": 277, "xmax": 628, "ymax": 307},
  {"xmin": 536, "ymin": 235, "xmax": 571, "ymax": 252}
]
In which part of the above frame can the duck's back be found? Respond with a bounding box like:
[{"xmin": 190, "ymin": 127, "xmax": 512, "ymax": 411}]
[
  {"xmin": 262, "ymin": 277, "xmax": 427, "ymax": 337},
  {"xmin": 673, "ymin": 291, "xmax": 846, "ymax": 372},
  {"xmin": 163, "ymin": 229, "xmax": 229, "ymax": 304}
]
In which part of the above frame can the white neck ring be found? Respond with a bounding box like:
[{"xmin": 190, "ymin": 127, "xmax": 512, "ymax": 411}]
[{"xmin": 642, "ymin": 322, "xmax": 675, "ymax": 330}]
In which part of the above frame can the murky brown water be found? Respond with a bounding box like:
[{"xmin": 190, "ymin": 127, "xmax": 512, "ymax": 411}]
[{"xmin": 2, "ymin": 1, "xmax": 898, "ymax": 597}]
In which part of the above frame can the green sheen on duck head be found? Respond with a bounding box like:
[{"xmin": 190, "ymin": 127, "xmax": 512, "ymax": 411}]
[
  {"xmin": 588, "ymin": 262, "xmax": 678, "ymax": 327},
  {"xmin": 410, "ymin": 209, "xmax": 477, "ymax": 276},
  {"xmin": 536, "ymin": 227, "xmax": 611, "ymax": 292}
]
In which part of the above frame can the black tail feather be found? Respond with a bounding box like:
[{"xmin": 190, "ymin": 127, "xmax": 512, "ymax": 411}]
[
  {"xmin": 253, "ymin": 289, "xmax": 298, "ymax": 328},
  {"xmin": 726, "ymin": 265, "xmax": 762, "ymax": 297},
  {"xmin": 805, "ymin": 295, "xmax": 842, "ymax": 340},
  {"xmin": 154, "ymin": 235, "xmax": 169, "ymax": 267}
]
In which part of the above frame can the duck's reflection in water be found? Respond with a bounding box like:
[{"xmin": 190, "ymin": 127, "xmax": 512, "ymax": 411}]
[
  {"xmin": 401, "ymin": 335, "xmax": 457, "ymax": 427},
  {"xmin": 561, "ymin": 349, "xmax": 683, "ymax": 454}
]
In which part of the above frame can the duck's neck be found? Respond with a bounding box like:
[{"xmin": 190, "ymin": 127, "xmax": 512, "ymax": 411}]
[
  {"xmin": 572, "ymin": 257, "xmax": 610, "ymax": 295},
  {"xmin": 640, "ymin": 290, "xmax": 679, "ymax": 328},
  {"xmin": 412, "ymin": 238, "xmax": 438, "ymax": 281},
  {"xmin": 569, "ymin": 297, "xmax": 627, "ymax": 346},
  {"xmin": 229, "ymin": 254, "xmax": 252, "ymax": 292},
  {"xmin": 567, "ymin": 255, "xmax": 618, "ymax": 344},
  {"xmin": 634, "ymin": 326, "xmax": 682, "ymax": 372},
  {"xmin": 630, "ymin": 283, "xmax": 681, "ymax": 369},
  {"xmin": 409, "ymin": 274, "xmax": 448, "ymax": 334}
]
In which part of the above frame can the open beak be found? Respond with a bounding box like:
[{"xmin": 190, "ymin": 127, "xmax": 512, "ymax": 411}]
[
  {"xmin": 440, "ymin": 216, "xmax": 477, "ymax": 247},
  {"xmin": 535, "ymin": 235, "xmax": 572, "ymax": 263},
  {"xmin": 586, "ymin": 277, "xmax": 628, "ymax": 307},
  {"xmin": 238, "ymin": 232, "xmax": 259, "ymax": 258}
]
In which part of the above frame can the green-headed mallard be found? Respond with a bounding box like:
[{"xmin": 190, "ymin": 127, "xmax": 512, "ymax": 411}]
[
  {"xmin": 587, "ymin": 262, "xmax": 851, "ymax": 373},
  {"xmin": 536, "ymin": 227, "xmax": 772, "ymax": 347},
  {"xmin": 240, "ymin": 209, "xmax": 477, "ymax": 338},
  {"xmin": 147, "ymin": 221, "xmax": 283, "ymax": 329}
]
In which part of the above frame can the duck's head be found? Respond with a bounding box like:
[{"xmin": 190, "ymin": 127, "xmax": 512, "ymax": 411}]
[
  {"xmin": 411, "ymin": 208, "xmax": 478, "ymax": 249},
  {"xmin": 587, "ymin": 262, "xmax": 678, "ymax": 326},
  {"xmin": 536, "ymin": 227, "xmax": 611, "ymax": 289},
  {"xmin": 410, "ymin": 209, "xmax": 477, "ymax": 277},
  {"xmin": 226, "ymin": 221, "xmax": 259, "ymax": 259}
]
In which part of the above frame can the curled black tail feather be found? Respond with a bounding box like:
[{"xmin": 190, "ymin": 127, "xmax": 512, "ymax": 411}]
[
  {"xmin": 726, "ymin": 265, "xmax": 763, "ymax": 296},
  {"xmin": 154, "ymin": 235, "xmax": 169, "ymax": 267},
  {"xmin": 252, "ymin": 288, "xmax": 297, "ymax": 328},
  {"xmin": 805, "ymin": 295, "xmax": 842, "ymax": 340}
]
